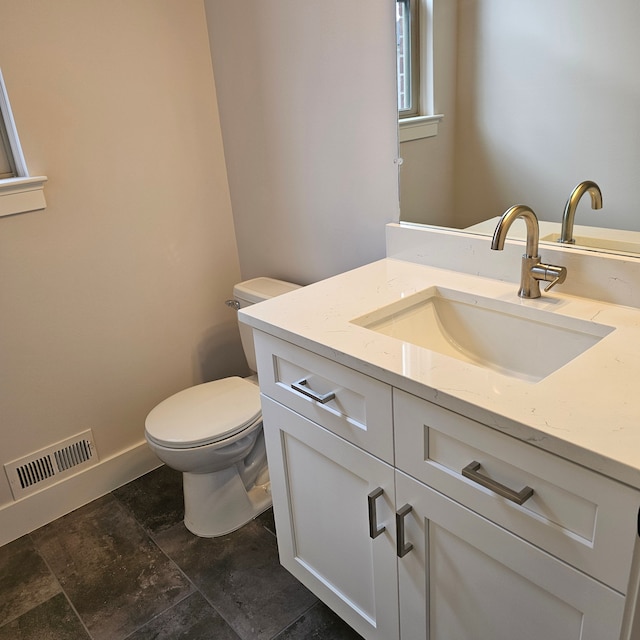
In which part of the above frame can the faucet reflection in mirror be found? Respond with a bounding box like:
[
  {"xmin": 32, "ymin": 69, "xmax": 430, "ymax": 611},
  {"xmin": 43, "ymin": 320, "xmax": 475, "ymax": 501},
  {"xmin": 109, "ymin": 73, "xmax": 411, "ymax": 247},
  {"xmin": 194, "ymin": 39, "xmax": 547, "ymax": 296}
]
[
  {"xmin": 559, "ymin": 181, "xmax": 603, "ymax": 245},
  {"xmin": 491, "ymin": 205, "xmax": 567, "ymax": 299}
]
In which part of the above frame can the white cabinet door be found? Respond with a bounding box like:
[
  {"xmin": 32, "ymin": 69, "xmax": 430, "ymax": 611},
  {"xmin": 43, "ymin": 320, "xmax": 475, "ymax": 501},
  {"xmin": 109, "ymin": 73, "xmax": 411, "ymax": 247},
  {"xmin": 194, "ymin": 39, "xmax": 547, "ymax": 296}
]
[
  {"xmin": 262, "ymin": 396, "xmax": 399, "ymax": 640},
  {"xmin": 395, "ymin": 471, "xmax": 625, "ymax": 640}
]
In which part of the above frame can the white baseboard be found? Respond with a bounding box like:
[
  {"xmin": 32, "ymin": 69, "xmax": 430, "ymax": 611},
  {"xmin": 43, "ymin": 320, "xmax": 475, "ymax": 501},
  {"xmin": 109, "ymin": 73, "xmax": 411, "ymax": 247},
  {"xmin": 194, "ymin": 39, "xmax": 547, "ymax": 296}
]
[{"xmin": 0, "ymin": 440, "xmax": 162, "ymax": 547}]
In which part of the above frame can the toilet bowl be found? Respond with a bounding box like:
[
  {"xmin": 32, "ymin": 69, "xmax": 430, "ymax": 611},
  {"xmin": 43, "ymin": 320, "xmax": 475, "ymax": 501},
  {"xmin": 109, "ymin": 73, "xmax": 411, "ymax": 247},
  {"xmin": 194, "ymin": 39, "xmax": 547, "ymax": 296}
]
[{"xmin": 144, "ymin": 278, "xmax": 300, "ymax": 537}]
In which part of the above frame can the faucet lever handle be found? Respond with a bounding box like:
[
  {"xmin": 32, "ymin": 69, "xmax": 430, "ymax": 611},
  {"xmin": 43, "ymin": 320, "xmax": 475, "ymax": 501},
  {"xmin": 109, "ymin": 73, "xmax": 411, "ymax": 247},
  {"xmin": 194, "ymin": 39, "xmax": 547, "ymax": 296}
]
[
  {"xmin": 531, "ymin": 263, "xmax": 567, "ymax": 293},
  {"xmin": 544, "ymin": 274, "xmax": 564, "ymax": 292}
]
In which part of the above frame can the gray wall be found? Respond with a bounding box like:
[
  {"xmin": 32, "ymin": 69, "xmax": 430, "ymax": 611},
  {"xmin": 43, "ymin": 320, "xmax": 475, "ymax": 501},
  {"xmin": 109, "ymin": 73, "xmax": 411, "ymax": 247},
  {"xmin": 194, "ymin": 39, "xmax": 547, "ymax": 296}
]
[{"xmin": 205, "ymin": 0, "xmax": 401, "ymax": 285}]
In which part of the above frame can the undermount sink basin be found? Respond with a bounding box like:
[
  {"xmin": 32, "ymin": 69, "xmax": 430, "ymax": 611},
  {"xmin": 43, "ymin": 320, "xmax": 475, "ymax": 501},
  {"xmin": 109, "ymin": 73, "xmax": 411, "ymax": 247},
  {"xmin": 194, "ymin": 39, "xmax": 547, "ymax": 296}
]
[
  {"xmin": 541, "ymin": 233, "xmax": 640, "ymax": 255},
  {"xmin": 351, "ymin": 287, "xmax": 614, "ymax": 382}
]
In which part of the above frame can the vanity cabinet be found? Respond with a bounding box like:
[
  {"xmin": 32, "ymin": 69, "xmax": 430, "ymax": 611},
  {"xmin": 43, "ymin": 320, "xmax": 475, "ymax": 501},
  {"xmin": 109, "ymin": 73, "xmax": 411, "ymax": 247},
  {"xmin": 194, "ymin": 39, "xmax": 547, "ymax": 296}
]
[{"xmin": 254, "ymin": 330, "xmax": 640, "ymax": 640}]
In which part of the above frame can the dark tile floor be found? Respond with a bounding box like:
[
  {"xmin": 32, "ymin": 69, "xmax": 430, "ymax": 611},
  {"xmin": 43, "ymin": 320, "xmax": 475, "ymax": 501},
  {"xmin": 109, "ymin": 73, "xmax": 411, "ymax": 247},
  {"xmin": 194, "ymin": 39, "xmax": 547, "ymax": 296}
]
[{"xmin": 0, "ymin": 465, "xmax": 363, "ymax": 640}]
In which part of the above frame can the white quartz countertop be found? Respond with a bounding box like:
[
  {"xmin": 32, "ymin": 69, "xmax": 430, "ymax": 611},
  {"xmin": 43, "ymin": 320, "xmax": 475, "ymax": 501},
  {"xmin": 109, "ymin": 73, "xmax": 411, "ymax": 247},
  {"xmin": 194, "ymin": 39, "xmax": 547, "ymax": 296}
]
[{"xmin": 240, "ymin": 258, "xmax": 640, "ymax": 490}]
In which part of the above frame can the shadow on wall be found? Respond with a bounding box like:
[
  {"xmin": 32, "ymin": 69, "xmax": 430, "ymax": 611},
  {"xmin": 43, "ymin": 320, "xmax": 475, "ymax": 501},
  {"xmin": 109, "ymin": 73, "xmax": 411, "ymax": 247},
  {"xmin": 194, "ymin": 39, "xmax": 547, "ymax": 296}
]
[{"xmin": 196, "ymin": 321, "xmax": 250, "ymax": 383}]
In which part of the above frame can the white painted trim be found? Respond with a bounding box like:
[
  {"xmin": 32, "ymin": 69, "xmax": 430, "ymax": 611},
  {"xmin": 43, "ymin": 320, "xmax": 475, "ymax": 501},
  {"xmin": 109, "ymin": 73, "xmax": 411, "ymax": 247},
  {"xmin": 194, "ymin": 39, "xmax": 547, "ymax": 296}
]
[
  {"xmin": 398, "ymin": 114, "xmax": 442, "ymax": 142},
  {"xmin": 0, "ymin": 175, "xmax": 47, "ymax": 217},
  {"xmin": 0, "ymin": 440, "xmax": 162, "ymax": 546}
]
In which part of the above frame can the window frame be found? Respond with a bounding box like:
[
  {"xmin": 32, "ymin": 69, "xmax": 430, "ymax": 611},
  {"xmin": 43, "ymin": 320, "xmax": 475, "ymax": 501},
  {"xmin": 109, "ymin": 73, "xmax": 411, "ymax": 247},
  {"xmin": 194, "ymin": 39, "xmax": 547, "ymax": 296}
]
[
  {"xmin": 397, "ymin": 0, "xmax": 421, "ymax": 119},
  {"xmin": 0, "ymin": 69, "xmax": 28, "ymax": 179},
  {"xmin": 396, "ymin": 0, "xmax": 443, "ymax": 141},
  {"xmin": 0, "ymin": 68, "xmax": 47, "ymax": 217}
]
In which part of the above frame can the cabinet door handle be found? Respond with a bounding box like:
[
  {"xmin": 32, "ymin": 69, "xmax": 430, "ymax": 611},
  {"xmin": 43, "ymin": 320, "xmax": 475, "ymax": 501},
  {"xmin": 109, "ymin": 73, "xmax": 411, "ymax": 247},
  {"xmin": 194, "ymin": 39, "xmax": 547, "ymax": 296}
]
[
  {"xmin": 462, "ymin": 461, "xmax": 534, "ymax": 505},
  {"xmin": 367, "ymin": 487, "xmax": 386, "ymax": 539},
  {"xmin": 291, "ymin": 378, "xmax": 336, "ymax": 404},
  {"xmin": 396, "ymin": 503, "xmax": 414, "ymax": 557}
]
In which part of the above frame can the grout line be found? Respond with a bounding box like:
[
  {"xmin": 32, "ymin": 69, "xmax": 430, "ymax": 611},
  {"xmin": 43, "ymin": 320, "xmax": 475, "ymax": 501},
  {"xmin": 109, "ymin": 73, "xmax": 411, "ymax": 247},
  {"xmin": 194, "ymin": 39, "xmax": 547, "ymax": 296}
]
[
  {"xmin": 186, "ymin": 588, "xmax": 245, "ymax": 640},
  {"xmin": 108, "ymin": 490, "xmax": 216, "ymax": 639},
  {"xmin": 137, "ymin": 513, "xmax": 245, "ymax": 638},
  {"xmin": 2, "ymin": 469, "xmax": 312, "ymax": 640},
  {"xmin": 27, "ymin": 532, "xmax": 94, "ymax": 639},
  {"xmin": 111, "ymin": 473, "xmax": 283, "ymax": 640},
  {"xmin": 119, "ymin": 591, "xmax": 195, "ymax": 640},
  {"xmin": 267, "ymin": 600, "xmax": 321, "ymax": 640},
  {"xmin": 145, "ymin": 517, "xmax": 293, "ymax": 640}
]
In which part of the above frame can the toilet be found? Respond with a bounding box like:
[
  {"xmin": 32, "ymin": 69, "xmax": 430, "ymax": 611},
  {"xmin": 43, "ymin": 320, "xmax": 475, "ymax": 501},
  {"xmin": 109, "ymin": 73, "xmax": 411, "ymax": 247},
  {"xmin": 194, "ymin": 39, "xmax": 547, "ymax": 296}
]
[{"xmin": 144, "ymin": 277, "xmax": 300, "ymax": 537}]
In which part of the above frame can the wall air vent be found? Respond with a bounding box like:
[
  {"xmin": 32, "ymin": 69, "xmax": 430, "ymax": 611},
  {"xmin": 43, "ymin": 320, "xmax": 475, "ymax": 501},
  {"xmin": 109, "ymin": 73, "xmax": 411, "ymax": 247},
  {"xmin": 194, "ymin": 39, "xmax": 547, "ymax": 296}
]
[{"xmin": 4, "ymin": 430, "xmax": 99, "ymax": 500}]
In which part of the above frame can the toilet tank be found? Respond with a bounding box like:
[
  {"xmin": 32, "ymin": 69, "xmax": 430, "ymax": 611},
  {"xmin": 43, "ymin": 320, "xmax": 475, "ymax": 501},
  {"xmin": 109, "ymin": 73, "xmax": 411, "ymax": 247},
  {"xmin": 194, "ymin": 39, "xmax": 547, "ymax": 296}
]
[{"xmin": 233, "ymin": 277, "xmax": 301, "ymax": 373}]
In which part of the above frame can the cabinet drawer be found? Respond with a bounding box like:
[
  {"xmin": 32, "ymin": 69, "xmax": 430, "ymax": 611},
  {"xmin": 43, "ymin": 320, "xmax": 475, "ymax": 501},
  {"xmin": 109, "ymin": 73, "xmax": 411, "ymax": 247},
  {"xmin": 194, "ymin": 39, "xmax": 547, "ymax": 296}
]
[
  {"xmin": 394, "ymin": 389, "xmax": 640, "ymax": 594},
  {"xmin": 255, "ymin": 331, "xmax": 393, "ymax": 463}
]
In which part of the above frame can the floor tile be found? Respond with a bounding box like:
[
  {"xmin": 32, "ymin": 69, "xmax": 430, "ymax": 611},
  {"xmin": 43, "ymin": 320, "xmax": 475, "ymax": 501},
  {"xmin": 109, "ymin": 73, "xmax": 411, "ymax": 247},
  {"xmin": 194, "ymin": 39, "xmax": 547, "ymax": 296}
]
[
  {"xmin": 255, "ymin": 508, "xmax": 277, "ymax": 537},
  {"xmin": 113, "ymin": 465, "xmax": 184, "ymax": 535},
  {"xmin": 273, "ymin": 601, "xmax": 364, "ymax": 640},
  {"xmin": 126, "ymin": 592, "xmax": 241, "ymax": 640},
  {"xmin": 0, "ymin": 592, "xmax": 90, "ymax": 640},
  {"xmin": 154, "ymin": 518, "xmax": 317, "ymax": 640},
  {"xmin": 0, "ymin": 536, "xmax": 61, "ymax": 626},
  {"xmin": 30, "ymin": 495, "xmax": 193, "ymax": 640}
]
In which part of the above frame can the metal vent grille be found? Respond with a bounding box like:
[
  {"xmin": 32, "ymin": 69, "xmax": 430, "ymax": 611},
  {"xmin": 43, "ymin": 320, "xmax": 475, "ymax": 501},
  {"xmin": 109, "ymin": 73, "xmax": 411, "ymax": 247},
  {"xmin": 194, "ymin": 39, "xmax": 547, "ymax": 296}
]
[
  {"xmin": 54, "ymin": 439, "xmax": 92, "ymax": 472},
  {"xmin": 15, "ymin": 454, "xmax": 56, "ymax": 490},
  {"xmin": 4, "ymin": 430, "xmax": 98, "ymax": 500}
]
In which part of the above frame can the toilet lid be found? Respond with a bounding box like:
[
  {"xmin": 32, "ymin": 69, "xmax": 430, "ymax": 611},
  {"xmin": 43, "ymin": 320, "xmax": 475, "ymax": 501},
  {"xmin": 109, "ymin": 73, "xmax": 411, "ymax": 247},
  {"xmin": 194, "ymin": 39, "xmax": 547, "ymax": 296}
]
[{"xmin": 145, "ymin": 377, "xmax": 261, "ymax": 449}]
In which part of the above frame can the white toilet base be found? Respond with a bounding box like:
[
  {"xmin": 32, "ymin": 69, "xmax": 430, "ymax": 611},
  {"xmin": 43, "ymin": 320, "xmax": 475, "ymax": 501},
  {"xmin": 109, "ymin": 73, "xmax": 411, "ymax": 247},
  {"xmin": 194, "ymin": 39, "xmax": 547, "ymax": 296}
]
[{"xmin": 182, "ymin": 465, "xmax": 272, "ymax": 537}]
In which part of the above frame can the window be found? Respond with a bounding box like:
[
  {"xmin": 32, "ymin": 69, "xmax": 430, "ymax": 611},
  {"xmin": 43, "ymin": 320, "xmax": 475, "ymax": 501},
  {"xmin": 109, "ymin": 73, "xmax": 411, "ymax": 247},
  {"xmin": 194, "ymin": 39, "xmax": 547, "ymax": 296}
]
[
  {"xmin": 396, "ymin": 0, "xmax": 442, "ymax": 141},
  {"xmin": 396, "ymin": 0, "xmax": 420, "ymax": 118},
  {"xmin": 0, "ymin": 69, "xmax": 27, "ymax": 179},
  {"xmin": 0, "ymin": 68, "xmax": 47, "ymax": 217}
]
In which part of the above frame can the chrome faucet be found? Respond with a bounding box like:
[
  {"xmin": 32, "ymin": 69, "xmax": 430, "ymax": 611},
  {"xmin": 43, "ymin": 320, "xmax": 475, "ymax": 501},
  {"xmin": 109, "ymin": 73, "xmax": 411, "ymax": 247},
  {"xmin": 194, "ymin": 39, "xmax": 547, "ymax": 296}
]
[
  {"xmin": 559, "ymin": 180, "xmax": 603, "ymax": 244},
  {"xmin": 491, "ymin": 205, "xmax": 567, "ymax": 299}
]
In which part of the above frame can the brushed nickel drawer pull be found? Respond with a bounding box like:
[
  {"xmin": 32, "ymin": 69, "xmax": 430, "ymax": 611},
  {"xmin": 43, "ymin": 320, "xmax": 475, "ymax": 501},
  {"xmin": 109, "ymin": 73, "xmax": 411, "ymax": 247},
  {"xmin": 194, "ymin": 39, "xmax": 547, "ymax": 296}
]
[
  {"xmin": 291, "ymin": 378, "xmax": 336, "ymax": 404},
  {"xmin": 462, "ymin": 461, "xmax": 534, "ymax": 505},
  {"xmin": 396, "ymin": 503, "xmax": 414, "ymax": 557},
  {"xmin": 367, "ymin": 487, "xmax": 386, "ymax": 539}
]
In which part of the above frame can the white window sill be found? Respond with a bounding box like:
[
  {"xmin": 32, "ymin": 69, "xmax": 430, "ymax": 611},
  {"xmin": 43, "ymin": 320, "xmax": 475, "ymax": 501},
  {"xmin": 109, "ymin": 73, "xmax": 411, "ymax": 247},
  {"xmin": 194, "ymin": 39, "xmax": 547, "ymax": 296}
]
[
  {"xmin": 399, "ymin": 114, "xmax": 443, "ymax": 142},
  {"xmin": 0, "ymin": 176, "xmax": 47, "ymax": 217}
]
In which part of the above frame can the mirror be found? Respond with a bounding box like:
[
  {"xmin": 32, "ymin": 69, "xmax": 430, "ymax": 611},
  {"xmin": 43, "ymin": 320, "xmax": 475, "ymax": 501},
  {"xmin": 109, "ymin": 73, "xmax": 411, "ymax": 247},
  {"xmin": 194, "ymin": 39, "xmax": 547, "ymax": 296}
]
[{"xmin": 398, "ymin": 0, "xmax": 640, "ymax": 257}]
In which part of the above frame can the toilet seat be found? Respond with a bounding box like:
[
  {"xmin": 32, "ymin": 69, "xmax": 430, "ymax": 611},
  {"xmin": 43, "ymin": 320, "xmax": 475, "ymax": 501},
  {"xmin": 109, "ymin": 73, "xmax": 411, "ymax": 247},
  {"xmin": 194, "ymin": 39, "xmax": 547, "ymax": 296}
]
[{"xmin": 145, "ymin": 376, "xmax": 261, "ymax": 449}]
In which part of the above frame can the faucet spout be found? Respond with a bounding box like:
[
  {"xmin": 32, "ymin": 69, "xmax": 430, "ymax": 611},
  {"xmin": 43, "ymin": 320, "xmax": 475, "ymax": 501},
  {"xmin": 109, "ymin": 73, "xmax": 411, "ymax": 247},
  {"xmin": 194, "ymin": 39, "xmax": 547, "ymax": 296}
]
[
  {"xmin": 559, "ymin": 180, "xmax": 603, "ymax": 244},
  {"xmin": 491, "ymin": 204, "xmax": 567, "ymax": 299},
  {"xmin": 491, "ymin": 205, "xmax": 540, "ymax": 258}
]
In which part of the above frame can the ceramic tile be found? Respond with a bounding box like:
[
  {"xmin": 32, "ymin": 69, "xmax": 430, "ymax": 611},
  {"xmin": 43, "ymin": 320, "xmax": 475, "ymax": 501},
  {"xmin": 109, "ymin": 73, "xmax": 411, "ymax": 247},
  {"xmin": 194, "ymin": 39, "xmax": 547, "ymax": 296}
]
[
  {"xmin": 0, "ymin": 469, "xmax": 361, "ymax": 640},
  {"xmin": 126, "ymin": 592, "xmax": 240, "ymax": 640},
  {"xmin": 273, "ymin": 601, "xmax": 364, "ymax": 640},
  {"xmin": 154, "ymin": 518, "xmax": 317, "ymax": 640},
  {"xmin": 0, "ymin": 593, "xmax": 90, "ymax": 640},
  {"xmin": 0, "ymin": 536, "xmax": 61, "ymax": 626},
  {"xmin": 113, "ymin": 464, "xmax": 184, "ymax": 534},
  {"xmin": 30, "ymin": 495, "xmax": 193, "ymax": 640}
]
